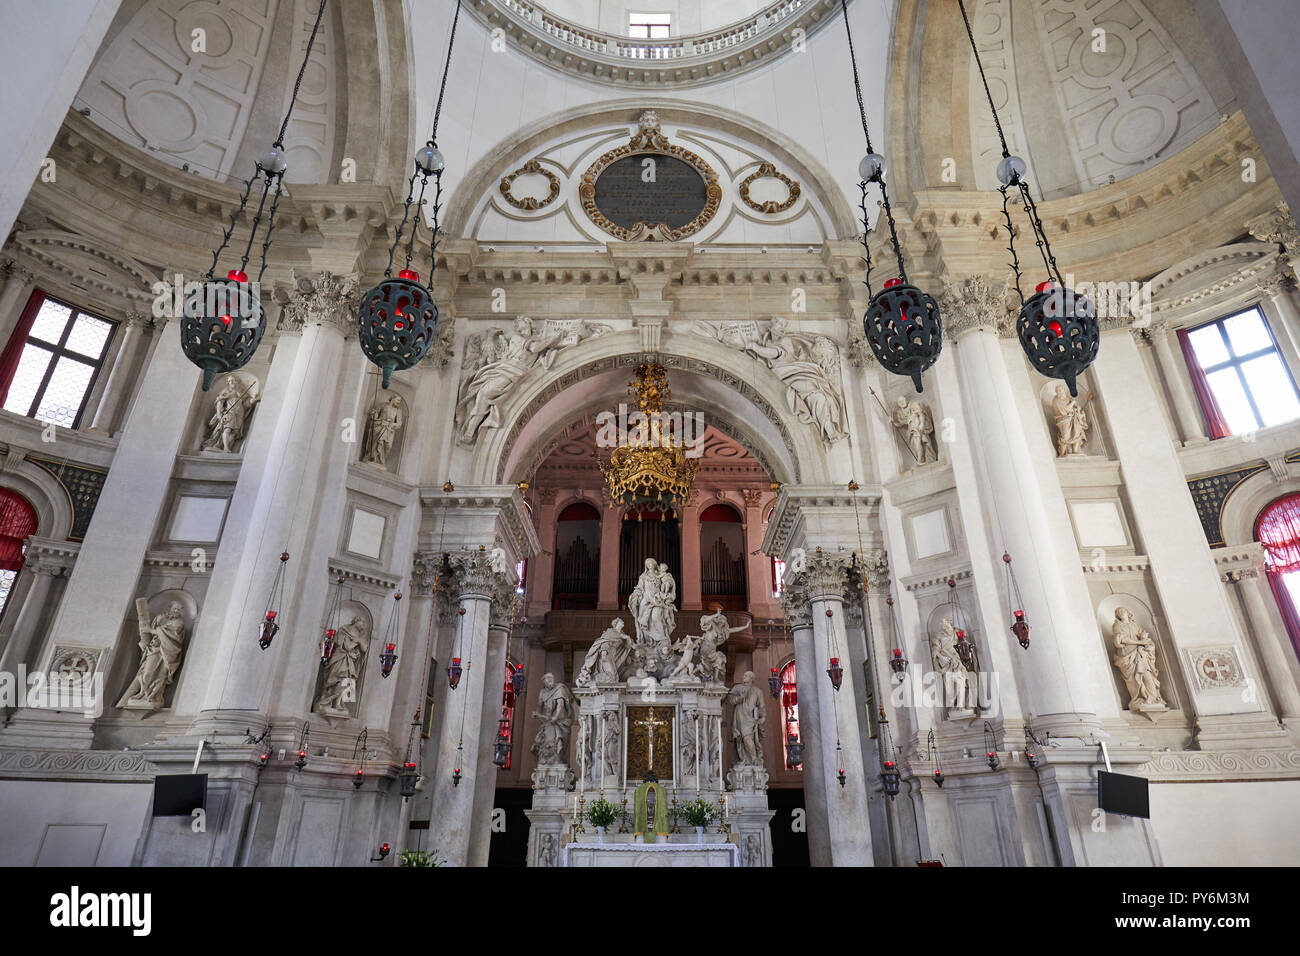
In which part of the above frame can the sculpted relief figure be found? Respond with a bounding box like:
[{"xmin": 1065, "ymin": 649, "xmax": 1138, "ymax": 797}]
[
  {"xmin": 117, "ymin": 600, "xmax": 188, "ymax": 710},
  {"xmin": 892, "ymin": 396, "xmax": 937, "ymax": 463},
  {"xmin": 1052, "ymin": 384, "xmax": 1089, "ymax": 457},
  {"xmin": 315, "ymin": 615, "xmax": 370, "ymax": 716},
  {"xmin": 698, "ymin": 607, "xmax": 747, "ymax": 683},
  {"xmin": 531, "ymin": 673, "xmax": 574, "ymax": 765},
  {"xmin": 1111, "ymin": 607, "xmax": 1165, "ymax": 710},
  {"xmin": 725, "ymin": 671, "xmax": 767, "ymax": 766},
  {"xmin": 361, "ymin": 394, "xmax": 405, "ymax": 467},
  {"xmin": 628, "ymin": 559, "xmax": 677, "ymax": 665},
  {"xmin": 931, "ymin": 617, "xmax": 977, "ymax": 712},
  {"xmin": 201, "ymin": 375, "xmax": 259, "ymax": 453},
  {"xmin": 455, "ymin": 316, "xmax": 608, "ymax": 445},
  {"xmin": 576, "ymin": 618, "xmax": 633, "ymax": 686},
  {"xmin": 697, "ymin": 317, "xmax": 849, "ymax": 444}
]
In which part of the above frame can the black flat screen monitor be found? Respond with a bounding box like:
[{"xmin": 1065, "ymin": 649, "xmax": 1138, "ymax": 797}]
[
  {"xmin": 152, "ymin": 773, "xmax": 208, "ymax": 816},
  {"xmin": 1097, "ymin": 769, "xmax": 1149, "ymax": 819}
]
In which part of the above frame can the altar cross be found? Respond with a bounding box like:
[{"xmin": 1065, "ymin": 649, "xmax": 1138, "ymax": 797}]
[{"xmin": 635, "ymin": 707, "xmax": 669, "ymax": 773}]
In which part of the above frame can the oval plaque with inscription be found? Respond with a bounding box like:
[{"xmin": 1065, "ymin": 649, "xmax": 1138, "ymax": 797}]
[{"xmin": 592, "ymin": 155, "xmax": 709, "ymax": 233}]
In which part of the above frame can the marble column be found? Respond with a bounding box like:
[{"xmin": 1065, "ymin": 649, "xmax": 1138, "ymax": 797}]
[
  {"xmin": 1149, "ymin": 323, "xmax": 1208, "ymax": 445},
  {"xmin": 428, "ymin": 549, "xmax": 513, "ymax": 867},
  {"xmin": 89, "ymin": 311, "xmax": 152, "ymax": 433},
  {"xmin": 1091, "ymin": 328, "xmax": 1267, "ymax": 732},
  {"xmin": 467, "ymin": 612, "xmax": 510, "ymax": 867},
  {"xmin": 794, "ymin": 550, "xmax": 874, "ymax": 865},
  {"xmin": 1, "ymin": 315, "xmax": 199, "ymax": 747},
  {"xmin": 1230, "ymin": 566, "xmax": 1300, "ymax": 722},
  {"xmin": 783, "ymin": 581, "xmax": 832, "ymax": 866},
  {"xmin": 0, "ymin": 560, "xmax": 62, "ymax": 675}
]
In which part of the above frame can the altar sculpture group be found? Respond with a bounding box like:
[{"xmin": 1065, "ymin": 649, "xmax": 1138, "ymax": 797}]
[{"xmin": 532, "ymin": 559, "xmax": 765, "ymax": 769}]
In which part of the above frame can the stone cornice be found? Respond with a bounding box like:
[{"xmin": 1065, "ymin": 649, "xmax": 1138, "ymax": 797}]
[
  {"xmin": 760, "ymin": 484, "xmax": 882, "ymax": 557},
  {"xmin": 1137, "ymin": 747, "xmax": 1300, "ymax": 781},
  {"xmin": 0, "ymin": 747, "xmax": 158, "ymax": 782}
]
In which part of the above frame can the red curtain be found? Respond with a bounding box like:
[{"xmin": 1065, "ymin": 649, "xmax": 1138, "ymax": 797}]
[
  {"xmin": 1256, "ymin": 493, "xmax": 1300, "ymax": 661},
  {"xmin": 1177, "ymin": 327, "xmax": 1231, "ymax": 439},
  {"xmin": 0, "ymin": 489, "xmax": 37, "ymax": 571},
  {"xmin": 0, "ymin": 289, "xmax": 45, "ymax": 409}
]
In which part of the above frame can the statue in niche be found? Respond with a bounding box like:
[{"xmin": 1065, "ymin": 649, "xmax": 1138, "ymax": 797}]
[
  {"xmin": 455, "ymin": 316, "xmax": 607, "ymax": 445},
  {"xmin": 576, "ymin": 618, "xmax": 634, "ymax": 686},
  {"xmin": 1111, "ymin": 607, "xmax": 1165, "ymax": 710},
  {"xmin": 724, "ymin": 671, "xmax": 767, "ymax": 766},
  {"xmin": 601, "ymin": 715, "xmax": 621, "ymax": 781},
  {"xmin": 530, "ymin": 673, "xmax": 574, "ymax": 765},
  {"xmin": 360, "ymin": 394, "xmax": 405, "ymax": 467},
  {"xmin": 697, "ymin": 317, "xmax": 849, "ymax": 444},
  {"xmin": 537, "ymin": 832, "xmax": 556, "ymax": 867},
  {"xmin": 1052, "ymin": 384, "xmax": 1089, "ymax": 456},
  {"xmin": 200, "ymin": 375, "xmax": 259, "ymax": 453},
  {"xmin": 744, "ymin": 834, "xmax": 763, "ymax": 867},
  {"xmin": 931, "ymin": 617, "xmax": 977, "ymax": 712},
  {"xmin": 315, "ymin": 615, "xmax": 370, "ymax": 716},
  {"xmin": 891, "ymin": 395, "xmax": 938, "ymax": 463},
  {"xmin": 698, "ymin": 607, "xmax": 748, "ymax": 684},
  {"xmin": 628, "ymin": 559, "xmax": 676, "ymax": 662},
  {"xmin": 117, "ymin": 600, "xmax": 187, "ymax": 710},
  {"xmin": 680, "ymin": 713, "xmax": 698, "ymax": 773}
]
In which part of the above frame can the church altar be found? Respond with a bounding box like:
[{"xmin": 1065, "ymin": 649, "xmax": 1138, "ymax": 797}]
[{"xmin": 526, "ymin": 561, "xmax": 774, "ymax": 866}]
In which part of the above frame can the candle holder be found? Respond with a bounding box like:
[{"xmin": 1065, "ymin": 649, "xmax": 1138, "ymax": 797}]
[
  {"xmin": 618, "ymin": 792, "xmax": 630, "ymax": 833},
  {"xmin": 574, "ymin": 793, "xmax": 586, "ymax": 834},
  {"xmin": 670, "ymin": 789, "xmax": 681, "ymax": 833}
]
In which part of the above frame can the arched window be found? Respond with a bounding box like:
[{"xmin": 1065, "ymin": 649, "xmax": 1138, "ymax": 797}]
[
  {"xmin": 553, "ymin": 501, "xmax": 600, "ymax": 609},
  {"xmin": 1256, "ymin": 493, "xmax": 1300, "ymax": 660},
  {"xmin": 498, "ymin": 660, "xmax": 519, "ymax": 770},
  {"xmin": 700, "ymin": 503, "xmax": 745, "ymax": 609},
  {"xmin": 779, "ymin": 659, "xmax": 802, "ymax": 771},
  {"xmin": 0, "ymin": 489, "xmax": 37, "ymax": 618}
]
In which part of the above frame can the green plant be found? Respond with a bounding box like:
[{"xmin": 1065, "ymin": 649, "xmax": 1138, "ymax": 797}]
[
  {"xmin": 681, "ymin": 798, "xmax": 717, "ymax": 828},
  {"xmin": 586, "ymin": 797, "xmax": 619, "ymax": 828},
  {"xmin": 398, "ymin": 848, "xmax": 439, "ymax": 867}
]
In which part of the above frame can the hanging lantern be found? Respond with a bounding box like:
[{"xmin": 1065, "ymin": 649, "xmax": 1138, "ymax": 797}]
[
  {"xmin": 258, "ymin": 751, "xmax": 269, "ymax": 771},
  {"xmin": 492, "ymin": 718, "xmax": 512, "ymax": 768},
  {"xmin": 511, "ymin": 664, "xmax": 526, "ymax": 697},
  {"xmin": 984, "ymin": 722, "xmax": 1001, "ymax": 771},
  {"xmin": 954, "ymin": 629, "xmax": 975, "ymax": 669},
  {"xmin": 959, "ymin": 0, "xmax": 1100, "ymax": 395},
  {"xmin": 889, "ymin": 648, "xmax": 907, "ymax": 677},
  {"xmin": 1024, "ymin": 727, "xmax": 1042, "ymax": 770},
  {"xmin": 378, "ymin": 643, "xmax": 397, "ymax": 679},
  {"xmin": 452, "ymin": 741, "xmax": 464, "ymax": 786},
  {"xmin": 181, "ymin": 1, "xmax": 329, "ymax": 390},
  {"xmin": 826, "ymin": 657, "xmax": 843, "ymax": 691},
  {"xmin": 399, "ymin": 761, "xmax": 420, "ymax": 799},
  {"xmin": 378, "ymin": 590, "xmax": 403, "ymax": 679},
  {"xmin": 295, "ymin": 748, "xmax": 308, "ymax": 770},
  {"xmin": 837, "ymin": 767, "xmax": 847, "ymax": 789},
  {"xmin": 880, "ymin": 759, "xmax": 901, "ymax": 796},
  {"xmin": 1002, "ymin": 552, "xmax": 1032, "ymax": 649},
  {"xmin": 353, "ymin": 768, "xmax": 365, "ymax": 790},
  {"xmin": 926, "ymin": 729, "xmax": 944, "ymax": 787},
  {"xmin": 258, "ymin": 551, "xmax": 290, "ymax": 650},
  {"xmin": 786, "ymin": 731, "xmax": 804, "ymax": 770},
  {"xmin": 321, "ymin": 572, "xmax": 346, "ymax": 666},
  {"xmin": 769, "ymin": 667, "xmax": 781, "ymax": 699},
  {"xmin": 447, "ymin": 657, "xmax": 464, "ymax": 690},
  {"xmin": 356, "ymin": 3, "xmax": 462, "ymax": 386},
  {"xmin": 1011, "ymin": 610, "xmax": 1030, "ymax": 650},
  {"xmin": 319, "ymin": 630, "xmax": 338, "ymax": 666}
]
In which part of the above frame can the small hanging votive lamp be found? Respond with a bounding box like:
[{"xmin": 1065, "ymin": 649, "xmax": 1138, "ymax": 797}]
[
  {"xmin": 492, "ymin": 718, "xmax": 512, "ymax": 768},
  {"xmin": 769, "ymin": 667, "xmax": 781, "ymax": 699},
  {"xmin": 954, "ymin": 629, "xmax": 975, "ymax": 669},
  {"xmin": 889, "ymin": 648, "xmax": 907, "ymax": 678},
  {"xmin": 258, "ymin": 551, "xmax": 290, "ymax": 650},
  {"xmin": 1003, "ymin": 552, "xmax": 1031, "ymax": 649},
  {"xmin": 399, "ymin": 761, "xmax": 420, "ymax": 799},
  {"xmin": 447, "ymin": 657, "xmax": 464, "ymax": 690},
  {"xmin": 378, "ymin": 591, "xmax": 402, "ymax": 678},
  {"xmin": 827, "ymin": 657, "xmax": 844, "ymax": 691}
]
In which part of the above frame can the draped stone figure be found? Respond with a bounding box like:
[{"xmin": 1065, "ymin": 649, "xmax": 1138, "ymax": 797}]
[
  {"xmin": 531, "ymin": 673, "xmax": 574, "ymax": 765},
  {"xmin": 1052, "ymin": 384, "xmax": 1089, "ymax": 456},
  {"xmin": 601, "ymin": 715, "xmax": 621, "ymax": 781},
  {"xmin": 698, "ymin": 607, "xmax": 747, "ymax": 683},
  {"xmin": 576, "ymin": 618, "xmax": 633, "ymax": 685},
  {"xmin": 315, "ymin": 615, "xmax": 370, "ymax": 716},
  {"xmin": 201, "ymin": 375, "xmax": 259, "ymax": 453},
  {"xmin": 628, "ymin": 559, "xmax": 676, "ymax": 660},
  {"xmin": 361, "ymin": 393, "xmax": 404, "ymax": 466},
  {"xmin": 892, "ymin": 395, "xmax": 937, "ymax": 463},
  {"xmin": 117, "ymin": 600, "xmax": 187, "ymax": 710},
  {"xmin": 931, "ymin": 617, "xmax": 977, "ymax": 711},
  {"xmin": 725, "ymin": 671, "xmax": 767, "ymax": 766},
  {"xmin": 1111, "ymin": 607, "xmax": 1165, "ymax": 709}
]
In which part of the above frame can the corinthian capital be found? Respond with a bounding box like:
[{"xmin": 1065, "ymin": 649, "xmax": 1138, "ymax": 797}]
[
  {"xmin": 781, "ymin": 577, "xmax": 814, "ymax": 630},
  {"xmin": 861, "ymin": 548, "xmax": 890, "ymax": 592},
  {"xmin": 1248, "ymin": 201, "xmax": 1300, "ymax": 257},
  {"xmin": 936, "ymin": 274, "xmax": 1014, "ymax": 339},
  {"xmin": 446, "ymin": 547, "xmax": 517, "ymax": 628},
  {"xmin": 277, "ymin": 270, "xmax": 360, "ymax": 334},
  {"xmin": 797, "ymin": 548, "xmax": 854, "ymax": 603}
]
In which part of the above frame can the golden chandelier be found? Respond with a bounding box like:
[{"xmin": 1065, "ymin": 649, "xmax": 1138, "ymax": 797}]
[{"xmin": 598, "ymin": 364, "xmax": 700, "ymax": 520}]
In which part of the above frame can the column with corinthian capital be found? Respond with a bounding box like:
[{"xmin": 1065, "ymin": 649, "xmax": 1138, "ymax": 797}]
[{"xmin": 88, "ymin": 310, "xmax": 152, "ymax": 433}]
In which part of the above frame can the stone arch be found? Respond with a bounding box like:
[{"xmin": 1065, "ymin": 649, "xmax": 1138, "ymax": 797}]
[
  {"xmin": 1221, "ymin": 471, "xmax": 1300, "ymax": 549},
  {"xmin": 0, "ymin": 462, "xmax": 76, "ymax": 541},
  {"xmin": 459, "ymin": 331, "xmax": 833, "ymax": 487}
]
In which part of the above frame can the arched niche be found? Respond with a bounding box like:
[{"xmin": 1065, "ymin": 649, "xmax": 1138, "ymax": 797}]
[
  {"xmin": 1220, "ymin": 471, "xmax": 1300, "ymax": 549},
  {"xmin": 1095, "ymin": 592, "xmax": 1180, "ymax": 714},
  {"xmin": 111, "ymin": 586, "xmax": 201, "ymax": 713},
  {"xmin": 311, "ymin": 598, "xmax": 374, "ymax": 720}
]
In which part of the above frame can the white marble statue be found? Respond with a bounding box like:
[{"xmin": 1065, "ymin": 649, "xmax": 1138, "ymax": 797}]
[
  {"xmin": 201, "ymin": 375, "xmax": 259, "ymax": 453},
  {"xmin": 725, "ymin": 671, "xmax": 767, "ymax": 766},
  {"xmin": 537, "ymin": 832, "xmax": 556, "ymax": 867},
  {"xmin": 697, "ymin": 317, "xmax": 849, "ymax": 444},
  {"xmin": 530, "ymin": 673, "xmax": 574, "ymax": 765},
  {"xmin": 1052, "ymin": 384, "xmax": 1089, "ymax": 456},
  {"xmin": 487, "ymin": 547, "xmax": 511, "ymax": 578},
  {"xmin": 931, "ymin": 617, "xmax": 977, "ymax": 711},
  {"xmin": 698, "ymin": 607, "xmax": 747, "ymax": 683},
  {"xmin": 455, "ymin": 316, "xmax": 607, "ymax": 445},
  {"xmin": 360, "ymin": 393, "xmax": 405, "ymax": 466},
  {"xmin": 892, "ymin": 395, "xmax": 938, "ymax": 463},
  {"xmin": 628, "ymin": 558, "xmax": 676, "ymax": 661},
  {"xmin": 1111, "ymin": 607, "xmax": 1165, "ymax": 709},
  {"xmin": 576, "ymin": 618, "xmax": 634, "ymax": 685},
  {"xmin": 668, "ymin": 633, "xmax": 702, "ymax": 680},
  {"xmin": 600, "ymin": 716, "xmax": 621, "ymax": 781},
  {"xmin": 315, "ymin": 615, "xmax": 370, "ymax": 716},
  {"xmin": 787, "ymin": 548, "xmax": 808, "ymax": 576},
  {"xmin": 117, "ymin": 600, "xmax": 187, "ymax": 710}
]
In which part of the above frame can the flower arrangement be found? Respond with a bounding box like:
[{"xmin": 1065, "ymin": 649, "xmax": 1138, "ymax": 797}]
[
  {"xmin": 398, "ymin": 849, "xmax": 439, "ymax": 867},
  {"xmin": 681, "ymin": 798, "xmax": 717, "ymax": 828},
  {"xmin": 586, "ymin": 797, "xmax": 619, "ymax": 828}
]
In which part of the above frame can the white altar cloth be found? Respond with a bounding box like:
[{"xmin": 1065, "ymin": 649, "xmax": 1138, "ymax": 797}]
[{"xmin": 563, "ymin": 841, "xmax": 739, "ymax": 867}]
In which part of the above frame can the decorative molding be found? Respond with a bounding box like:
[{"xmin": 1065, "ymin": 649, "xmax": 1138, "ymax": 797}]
[
  {"xmin": 276, "ymin": 271, "xmax": 360, "ymax": 335},
  {"xmin": 1186, "ymin": 462, "xmax": 1270, "ymax": 547},
  {"xmin": 0, "ymin": 747, "xmax": 158, "ymax": 781},
  {"xmin": 500, "ymin": 159, "xmax": 561, "ymax": 211},
  {"xmin": 738, "ymin": 162, "xmax": 801, "ymax": 215},
  {"xmin": 1247, "ymin": 201, "xmax": 1300, "ymax": 258},
  {"xmin": 1138, "ymin": 747, "xmax": 1300, "ymax": 781},
  {"xmin": 24, "ymin": 455, "xmax": 108, "ymax": 542},
  {"xmin": 935, "ymin": 274, "xmax": 1013, "ymax": 339},
  {"xmin": 1185, "ymin": 646, "xmax": 1246, "ymax": 690}
]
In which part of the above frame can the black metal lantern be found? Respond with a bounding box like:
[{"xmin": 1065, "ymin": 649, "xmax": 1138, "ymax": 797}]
[
  {"xmin": 954, "ymin": 629, "xmax": 975, "ymax": 669},
  {"xmin": 1015, "ymin": 281, "xmax": 1099, "ymax": 397},
  {"xmin": 864, "ymin": 277, "xmax": 944, "ymax": 393},
  {"xmin": 377, "ymin": 590, "xmax": 402, "ymax": 679},
  {"xmin": 984, "ymin": 722, "xmax": 1001, "ymax": 771},
  {"xmin": 880, "ymin": 759, "xmax": 901, "ymax": 796},
  {"xmin": 491, "ymin": 718, "xmax": 511, "ymax": 768},
  {"xmin": 399, "ymin": 761, "xmax": 420, "ymax": 799},
  {"xmin": 769, "ymin": 667, "xmax": 781, "ymax": 699},
  {"xmin": 826, "ymin": 656, "xmax": 844, "ymax": 691},
  {"xmin": 926, "ymin": 729, "xmax": 944, "ymax": 787},
  {"xmin": 182, "ymin": 0, "xmax": 328, "ymax": 390},
  {"xmin": 447, "ymin": 656, "xmax": 463, "ymax": 690},
  {"xmin": 356, "ymin": 2, "xmax": 462, "ymax": 387},
  {"xmin": 889, "ymin": 648, "xmax": 907, "ymax": 678},
  {"xmin": 258, "ymin": 551, "xmax": 290, "ymax": 650},
  {"xmin": 786, "ymin": 732, "xmax": 804, "ymax": 769},
  {"xmin": 353, "ymin": 768, "xmax": 365, "ymax": 790},
  {"xmin": 511, "ymin": 665, "xmax": 526, "ymax": 697},
  {"xmin": 1003, "ymin": 552, "xmax": 1032, "ymax": 649}
]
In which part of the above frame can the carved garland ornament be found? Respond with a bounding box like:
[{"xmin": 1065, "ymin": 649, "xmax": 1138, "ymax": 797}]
[
  {"xmin": 579, "ymin": 111, "xmax": 722, "ymax": 242},
  {"xmin": 499, "ymin": 158, "xmax": 562, "ymax": 211},
  {"xmin": 738, "ymin": 162, "xmax": 801, "ymax": 214}
]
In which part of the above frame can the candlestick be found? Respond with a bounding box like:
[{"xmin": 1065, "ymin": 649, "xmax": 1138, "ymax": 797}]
[{"xmin": 618, "ymin": 790, "xmax": 629, "ymax": 833}]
